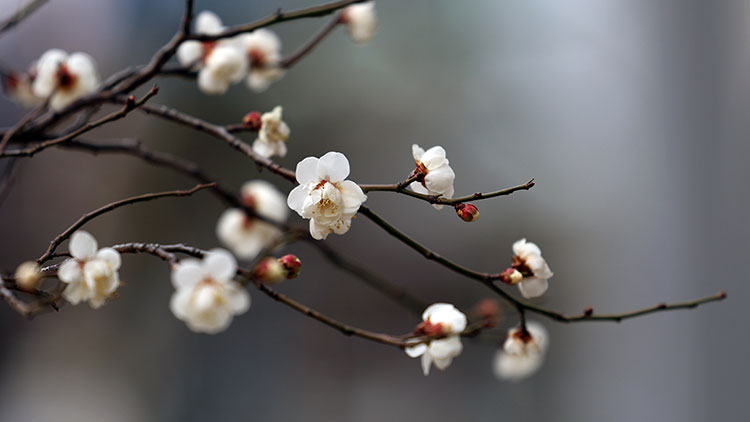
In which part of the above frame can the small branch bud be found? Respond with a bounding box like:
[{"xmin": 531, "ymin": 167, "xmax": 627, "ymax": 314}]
[
  {"xmin": 278, "ymin": 254, "xmax": 302, "ymax": 279},
  {"xmin": 252, "ymin": 257, "xmax": 285, "ymax": 284},
  {"xmin": 242, "ymin": 111, "xmax": 262, "ymax": 131},
  {"xmin": 499, "ymin": 267, "xmax": 523, "ymax": 285},
  {"xmin": 454, "ymin": 203, "xmax": 480, "ymax": 222},
  {"xmin": 125, "ymin": 95, "xmax": 136, "ymax": 108},
  {"xmin": 14, "ymin": 261, "xmax": 41, "ymax": 292},
  {"xmin": 583, "ymin": 306, "xmax": 593, "ymax": 316}
]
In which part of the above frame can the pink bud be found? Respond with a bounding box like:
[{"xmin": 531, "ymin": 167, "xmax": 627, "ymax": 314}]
[
  {"xmin": 278, "ymin": 254, "xmax": 302, "ymax": 279},
  {"xmin": 454, "ymin": 203, "xmax": 480, "ymax": 222},
  {"xmin": 242, "ymin": 111, "xmax": 262, "ymax": 131},
  {"xmin": 499, "ymin": 267, "xmax": 523, "ymax": 285},
  {"xmin": 251, "ymin": 257, "xmax": 285, "ymax": 284}
]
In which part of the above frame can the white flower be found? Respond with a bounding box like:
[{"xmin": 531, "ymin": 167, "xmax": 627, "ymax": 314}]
[
  {"xmin": 342, "ymin": 2, "xmax": 377, "ymax": 44},
  {"xmin": 170, "ymin": 249, "xmax": 250, "ymax": 334},
  {"xmin": 252, "ymin": 106, "xmax": 290, "ymax": 158},
  {"xmin": 32, "ymin": 49, "xmax": 100, "ymax": 111},
  {"xmin": 237, "ymin": 29, "xmax": 284, "ymax": 92},
  {"xmin": 1, "ymin": 69, "xmax": 41, "ymax": 108},
  {"xmin": 509, "ymin": 239, "xmax": 553, "ymax": 298},
  {"xmin": 410, "ymin": 144, "xmax": 455, "ymax": 210},
  {"xmin": 493, "ymin": 321, "xmax": 548, "ymax": 381},
  {"xmin": 405, "ymin": 303, "xmax": 467, "ymax": 376},
  {"xmin": 57, "ymin": 231, "xmax": 121, "ymax": 308},
  {"xmin": 287, "ymin": 152, "xmax": 367, "ymax": 240},
  {"xmin": 217, "ymin": 180, "xmax": 288, "ymax": 259},
  {"xmin": 177, "ymin": 11, "xmax": 247, "ymax": 95}
]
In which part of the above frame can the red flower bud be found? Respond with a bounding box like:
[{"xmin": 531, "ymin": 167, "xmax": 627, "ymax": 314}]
[
  {"xmin": 242, "ymin": 111, "xmax": 262, "ymax": 131},
  {"xmin": 278, "ymin": 254, "xmax": 302, "ymax": 279},
  {"xmin": 454, "ymin": 203, "xmax": 480, "ymax": 222},
  {"xmin": 251, "ymin": 257, "xmax": 285, "ymax": 284}
]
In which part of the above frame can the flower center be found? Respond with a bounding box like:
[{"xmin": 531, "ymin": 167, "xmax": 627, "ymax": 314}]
[
  {"xmin": 414, "ymin": 161, "xmax": 428, "ymax": 187},
  {"xmin": 511, "ymin": 255, "xmax": 534, "ymax": 277},
  {"xmin": 248, "ymin": 48, "xmax": 266, "ymax": 67},
  {"xmin": 56, "ymin": 64, "xmax": 77, "ymax": 92},
  {"xmin": 201, "ymin": 41, "xmax": 217, "ymax": 63}
]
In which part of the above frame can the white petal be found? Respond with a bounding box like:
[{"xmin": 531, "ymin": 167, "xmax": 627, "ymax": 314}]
[
  {"xmin": 69, "ymin": 231, "xmax": 97, "ymax": 260},
  {"xmin": 66, "ymin": 52, "xmax": 99, "ymax": 89},
  {"xmin": 422, "ymin": 303, "xmax": 454, "ymax": 321},
  {"xmin": 58, "ymin": 259, "xmax": 82, "ymax": 284},
  {"xmin": 309, "ymin": 218, "xmax": 331, "ymax": 240},
  {"xmin": 421, "ymin": 353, "xmax": 433, "ymax": 376},
  {"xmin": 252, "ymin": 138, "xmax": 275, "ymax": 158},
  {"xmin": 316, "ymin": 152, "xmax": 350, "ymax": 183},
  {"xmin": 247, "ymin": 68, "xmax": 284, "ymax": 92},
  {"xmin": 287, "ymin": 185, "xmax": 309, "ymax": 215},
  {"xmin": 338, "ymin": 180, "xmax": 367, "ymax": 213},
  {"xmin": 169, "ymin": 288, "xmax": 192, "ymax": 319},
  {"xmin": 172, "ymin": 259, "xmax": 204, "ymax": 289},
  {"xmin": 96, "ymin": 248, "xmax": 121, "ymax": 270},
  {"xmin": 420, "ymin": 146, "xmax": 448, "ymax": 169},
  {"xmin": 226, "ymin": 284, "xmax": 251, "ymax": 313},
  {"xmin": 245, "ymin": 180, "xmax": 288, "ymax": 222},
  {"xmin": 424, "ymin": 165, "xmax": 455, "ymax": 196},
  {"xmin": 177, "ymin": 40, "xmax": 204, "ymax": 67},
  {"xmin": 196, "ymin": 10, "xmax": 224, "ymax": 35},
  {"xmin": 526, "ymin": 321, "xmax": 549, "ymax": 353},
  {"xmin": 295, "ymin": 157, "xmax": 320, "ymax": 185},
  {"xmin": 216, "ymin": 208, "xmax": 246, "ymax": 246},
  {"xmin": 405, "ymin": 343, "xmax": 427, "ymax": 358},
  {"xmin": 32, "ymin": 49, "xmax": 67, "ymax": 97},
  {"xmin": 428, "ymin": 336, "xmax": 463, "ymax": 360},
  {"xmin": 198, "ymin": 68, "xmax": 230, "ymax": 94},
  {"xmin": 518, "ymin": 277, "xmax": 549, "ymax": 299},
  {"xmin": 204, "ymin": 248, "xmax": 237, "ymax": 282},
  {"xmin": 411, "ymin": 144, "xmax": 425, "ymax": 161},
  {"xmin": 344, "ymin": 2, "xmax": 377, "ymax": 44},
  {"xmin": 62, "ymin": 281, "xmax": 88, "ymax": 305},
  {"xmin": 410, "ymin": 182, "xmax": 429, "ymax": 195}
]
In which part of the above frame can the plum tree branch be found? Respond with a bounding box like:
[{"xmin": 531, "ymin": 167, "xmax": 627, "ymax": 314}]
[{"xmin": 360, "ymin": 178, "xmax": 536, "ymax": 205}]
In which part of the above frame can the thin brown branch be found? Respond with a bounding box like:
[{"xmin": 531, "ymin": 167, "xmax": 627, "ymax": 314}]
[
  {"xmin": 1, "ymin": 86, "xmax": 159, "ymax": 158},
  {"xmin": 36, "ymin": 183, "xmax": 214, "ymax": 265},
  {"xmin": 190, "ymin": 0, "xmax": 363, "ymax": 42},
  {"xmin": 281, "ymin": 15, "xmax": 342, "ymax": 68},
  {"xmin": 0, "ymin": 0, "xmax": 48, "ymax": 35},
  {"xmin": 357, "ymin": 205, "xmax": 726, "ymax": 323},
  {"xmin": 0, "ymin": 95, "xmax": 49, "ymax": 155},
  {"xmin": 361, "ymin": 178, "xmax": 536, "ymax": 206},
  {"xmin": 112, "ymin": 98, "xmax": 296, "ymax": 182}
]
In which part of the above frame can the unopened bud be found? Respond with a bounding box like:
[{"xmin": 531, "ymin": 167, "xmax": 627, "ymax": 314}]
[
  {"xmin": 242, "ymin": 111, "xmax": 262, "ymax": 131},
  {"xmin": 15, "ymin": 261, "xmax": 41, "ymax": 292},
  {"xmin": 474, "ymin": 298, "xmax": 500, "ymax": 327},
  {"xmin": 252, "ymin": 257, "xmax": 285, "ymax": 284},
  {"xmin": 583, "ymin": 306, "xmax": 594, "ymax": 316},
  {"xmin": 499, "ymin": 267, "xmax": 523, "ymax": 285},
  {"xmin": 455, "ymin": 203, "xmax": 480, "ymax": 222},
  {"xmin": 278, "ymin": 254, "xmax": 301, "ymax": 279}
]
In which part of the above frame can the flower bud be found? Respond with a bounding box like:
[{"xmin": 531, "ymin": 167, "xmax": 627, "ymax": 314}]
[
  {"xmin": 474, "ymin": 298, "xmax": 500, "ymax": 327},
  {"xmin": 15, "ymin": 261, "xmax": 41, "ymax": 292},
  {"xmin": 251, "ymin": 257, "xmax": 285, "ymax": 284},
  {"xmin": 499, "ymin": 267, "xmax": 523, "ymax": 285},
  {"xmin": 454, "ymin": 203, "xmax": 480, "ymax": 222},
  {"xmin": 242, "ymin": 111, "xmax": 262, "ymax": 131},
  {"xmin": 278, "ymin": 254, "xmax": 301, "ymax": 279}
]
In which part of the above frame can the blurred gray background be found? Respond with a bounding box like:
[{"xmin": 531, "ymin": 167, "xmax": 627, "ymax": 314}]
[{"xmin": 0, "ymin": 0, "xmax": 748, "ymax": 421}]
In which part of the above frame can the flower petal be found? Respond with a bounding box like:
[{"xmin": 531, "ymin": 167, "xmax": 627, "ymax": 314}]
[
  {"xmin": 338, "ymin": 180, "xmax": 367, "ymax": 214},
  {"xmin": 58, "ymin": 259, "xmax": 82, "ymax": 284},
  {"xmin": 96, "ymin": 248, "xmax": 121, "ymax": 270},
  {"xmin": 412, "ymin": 144, "xmax": 425, "ymax": 161},
  {"xmin": 518, "ymin": 277, "xmax": 549, "ymax": 299},
  {"xmin": 287, "ymin": 185, "xmax": 309, "ymax": 215},
  {"xmin": 69, "ymin": 231, "xmax": 97, "ymax": 260},
  {"xmin": 204, "ymin": 248, "xmax": 237, "ymax": 282},
  {"xmin": 421, "ymin": 352, "xmax": 433, "ymax": 376},
  {"xmin": 196, "ymin": 10, "xmax": 223, "ymax": 35},
  {"xmin": 295, "ymin": 157, "xmax": 319, "ymax": 185},
  {"xmin": 172, "ymin": 259, "xmax": 204, "ymax": 289},
  {"xmin": 405, "ymin": 343, "xmax": 428, "ymax": 358},
  {"xmin": 420, "ymin": 146, "xmax": 448, "ymax": 169},
  {"xmin": 177, "ymin": 40, "xmax": 204, "ymax": 67},
  {"xmin": 316, "ymin": 152, "xmax": 350, "ymax": 183},
  {"xmin": 226, "ymin": 284, "xmax": 251, "ymax": 314}
]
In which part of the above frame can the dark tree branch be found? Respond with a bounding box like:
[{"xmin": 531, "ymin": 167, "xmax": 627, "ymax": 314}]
[
  {"xmin": 361, "ymin": 179, "xmax": 536, "ymax": 206},
  {"xmin": 0, "ymin": 0, "xmax": 48, "ymax": 35}
]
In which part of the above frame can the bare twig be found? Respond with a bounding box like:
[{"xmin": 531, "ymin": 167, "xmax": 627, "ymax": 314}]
[
  {"xmin": 281, "ymin": 15, "xmax": 342, "ymax": 68},
  {"xmin": 1, "ymin": 86, "xmax": 159, "ymax": 158},
  {"xmin": 361, "ymin": 179, "xmax": 536, "ymax": 206},
  {"xmin": 0, "ymin": 0, "xmax": 48, "ymax": 35},
  {"xmin": 357, "ymin": 205, "xmax": 727, "ymax": 323},
  {"xmin": 190, "ymin": 0, "xmax": 364, "ymax": 42},
  {"xmin": 36, "ymin": 182, "xmax": 214, "ymax": 264}
]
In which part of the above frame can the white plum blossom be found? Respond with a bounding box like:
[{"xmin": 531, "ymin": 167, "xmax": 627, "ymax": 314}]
[
  {"xmin": 341, "ymin": 2, "xmax": 377, "ymax": 44},
  {"xmin": 32, "ymin": 49, "xmax": 100, "ymax": 111},
  {"xmin": 1, "ymin": 68, "xmax": 41, "ymax": 108},
  {"xmin": 57, "ymin": 231, "xmax": 121, "ymax": 308},
  {"xmin": 405, "ymin": 303, "xmax": 467, "ymax": 376},
  {"xmin": 252, "ymin": 106, "xmax": 290, "ymax": 158},
  {"xmin": 177, "ymin": 11, "xmax": 248, "ymax": 95},
  {"xmin": 217, "ymin": 180, "xmax": 288, "ymax": 259},
  {"xmin": 502, "ymin": 238, "xmax": 553, "ymax": 299},
  {"xmin": 287, "ymin": 152, "xmax": 367, "ymax": 240},
  {"xmin": 170, "ymin": 249, "xmax": 250, "ymax": 334},
  {"xmin": 493, "ymin": 321, "xmax": 548, "ymax": 381},
  {"xmin": 410, "ymin": 144, "xmax": 455, "ymax": 210},
  {"xmin": 237, "ymin": 29, "xmax": 284, "ymax": 92}
]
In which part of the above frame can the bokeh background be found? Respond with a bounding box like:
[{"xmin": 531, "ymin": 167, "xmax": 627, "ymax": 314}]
[{"xmin": 0, "ymin": 0, "xmax": 748, "ymax": 421}]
